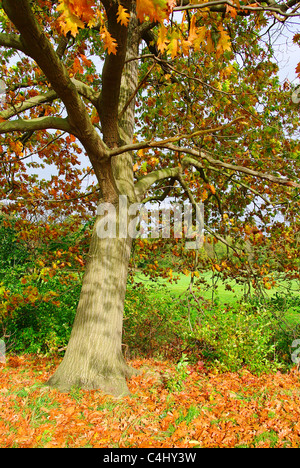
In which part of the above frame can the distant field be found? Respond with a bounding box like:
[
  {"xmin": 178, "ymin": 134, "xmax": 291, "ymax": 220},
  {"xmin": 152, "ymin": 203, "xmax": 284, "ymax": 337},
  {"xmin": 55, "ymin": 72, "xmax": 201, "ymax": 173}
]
[
  {"xmin": 134, "ymin": 271, "xmax": 300, "ymax": 303},
  {"xmin": 133, "ymin": 272, "xmax": 300, "ymax": 327}
]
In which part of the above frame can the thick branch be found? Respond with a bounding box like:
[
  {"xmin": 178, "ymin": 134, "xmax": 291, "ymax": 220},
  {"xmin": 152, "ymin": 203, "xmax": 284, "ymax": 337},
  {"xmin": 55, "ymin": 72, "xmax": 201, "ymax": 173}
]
[
  {"xmin": 133, "ymin": 143, "xmax": 300, "ymax": 194},
  {"xmin": 98, "ymin": 1, "xmax": 131, "ymax": 147},
  {"xmin": 0, "ymin": 91, "xmax": 57, "ymax": 120},
  {"xmin": 134, "ymin": 166, "xmax": 180, "ymax": 200},
  {"xmin": 0, "ymin": 116, "xmax": 71, "ymax": 134},
  {"xmin": 1, "ymin": 79, "xmax": 99, "ymax": 122},
  {"xmin": 0, "ymin": 32, "xmax": 28, "ymax": 53},
  {"xmin": 71, "ymin": 79, "xmax": 100, "ymax": 107}
]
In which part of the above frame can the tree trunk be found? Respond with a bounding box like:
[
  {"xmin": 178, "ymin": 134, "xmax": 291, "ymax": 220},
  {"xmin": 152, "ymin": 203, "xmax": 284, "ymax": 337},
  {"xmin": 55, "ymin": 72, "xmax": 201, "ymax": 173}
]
[
  {"xmin": 48, "ymin": 210, "xmax": 138, "ymax": 396},
  {"xmin": 48, "ymin": 11, "xmax": 141, "ymax": 397}
]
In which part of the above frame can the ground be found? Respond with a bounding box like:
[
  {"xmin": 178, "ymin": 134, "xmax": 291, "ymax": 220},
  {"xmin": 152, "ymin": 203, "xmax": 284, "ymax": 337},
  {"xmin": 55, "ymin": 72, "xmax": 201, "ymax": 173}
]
[{"xmin": 1, "ymin": 355, "xmax": 300, "ymax": 448}]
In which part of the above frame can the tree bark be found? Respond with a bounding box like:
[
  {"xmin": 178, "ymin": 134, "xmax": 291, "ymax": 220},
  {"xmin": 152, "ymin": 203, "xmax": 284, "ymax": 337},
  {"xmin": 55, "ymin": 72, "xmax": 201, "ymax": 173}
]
[
  {"xmin": 47, "ymin": 210, "xmax": 137, "ymax": 396},
  {"xmin": 48, "ymin": 7, "xmax": 141, "ymax": 396}
]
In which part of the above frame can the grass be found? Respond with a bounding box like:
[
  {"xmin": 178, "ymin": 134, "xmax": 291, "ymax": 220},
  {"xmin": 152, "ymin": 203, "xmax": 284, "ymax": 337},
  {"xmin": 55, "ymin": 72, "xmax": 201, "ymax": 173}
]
[
  {"xmin": 132, "ymin": 271, "xmax": 300, "ymax": 334},
  {"xmin": 134, "ymin": 270, "xmax": 300, "ymax": 304}
]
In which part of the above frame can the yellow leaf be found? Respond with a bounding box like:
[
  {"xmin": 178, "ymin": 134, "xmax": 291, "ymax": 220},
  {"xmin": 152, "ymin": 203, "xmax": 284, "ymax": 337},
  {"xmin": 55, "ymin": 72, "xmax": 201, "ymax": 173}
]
[
  {"xmin": 217, "ymin": 26, "xmax": 232, "ymax": 55},
  {"xmin": 157, "ymin": 24, "xmax": 169, "ymax": 54},
  {"xmin": 167, "ymin": 37, "xmax": 178, "ymax": 59},
  {"xmin": 117, "ymin": 5, "xmax": 130, "ymax": 27},
  {"xmin": 193, "ymin": 26, "xmax": 207, "ymax": 51},
  {"xmin": 205, "ymin": 32, "xmax": 215, "ymax": 54}
]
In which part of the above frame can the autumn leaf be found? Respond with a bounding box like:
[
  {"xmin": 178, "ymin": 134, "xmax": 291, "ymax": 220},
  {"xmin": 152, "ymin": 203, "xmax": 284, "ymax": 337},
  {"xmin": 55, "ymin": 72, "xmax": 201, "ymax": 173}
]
[
  {"xmin": 56, "ymin": 0, "xmax": 86, "ymax": 36},
  {"xmin": 193, "ymin": 26, "xmax": 207, "ymax": 51},
  {"xmin": 216, "ymin": 26, "xmax": 232, "ymax": 56},
  {"xmin": 201, "ymin": 189, "xmax": 208, "ymax": 201},
  {"xmin": 182, "ymin": 39, "xmax": 192, "ymax": 56},
  {"xmin": 157, "ymin": 24, "xmax": 169, "ymax": 54},
  {"xmin": 136, "ymin": 0, "xmax": 167, "ymax": 24},
  {"xmin": 2, "ymin": 356, "xmax": 300, "ymax": 448},
  {"xmin": 59, "ymin": 0, "xmax": 94, "ymax": 23},
  {"xmin": 100, "ymin": 26, "xmax": 118, "ymax": 55},
  {"xmin": 167, "ymin": 36, "xmax": 179, "ymax": 59},
  {"xmin": 208, "ymin": 184, "xmax": 216, "ymax": 195},
  {"xmin": 188, "ymin": 16, "xmax": 198, "ymax": 43},
  {"xmin": 226, "ymin": 4, "xmax": 238, "ymax": 18},
  {"xmin": 80, "ymin": 54, "xmax": 92, "ymax": 68},
  {"xmin": 117, "ymin": 5, "xmax": 131, "ymax": 27}
]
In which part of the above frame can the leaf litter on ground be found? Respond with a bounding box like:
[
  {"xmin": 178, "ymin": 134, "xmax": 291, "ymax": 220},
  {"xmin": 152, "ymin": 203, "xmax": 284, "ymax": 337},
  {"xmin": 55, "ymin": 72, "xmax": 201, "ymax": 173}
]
[{"xmin": 1, "ymin": 355, "xmax": 300, "ymax": 448}]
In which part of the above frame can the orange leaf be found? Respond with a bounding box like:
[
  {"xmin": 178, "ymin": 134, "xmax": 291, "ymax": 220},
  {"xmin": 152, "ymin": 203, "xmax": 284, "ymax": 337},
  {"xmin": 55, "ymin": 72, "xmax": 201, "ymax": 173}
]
[
  {"xmin": 188, "ymin": 15, "xmax": 198, "ymax": 43},
  {"xmin": 100, "ymin": 26, "xmax": 118, "ymax": 55},
  {"xmin": 57, "ymin": 1, "xmax": 85, "ymax": 36},
  {"xmin": 226, "ymin": 4, "xmax": 238, "ymax": 18},
  {"xmin": 57, "ymin": 0, "xmax": 95, "ymax": 35},
  {"xmin": 208, "ymin": 184, "xmax": 216, "ymax": 195},
  {"xmin": 136, "ymin": 0, "xmax": 167, "ymax": 24},
  {"xmin": 117, "ymin": 5, "xmax": 131, "ymax": 27}
]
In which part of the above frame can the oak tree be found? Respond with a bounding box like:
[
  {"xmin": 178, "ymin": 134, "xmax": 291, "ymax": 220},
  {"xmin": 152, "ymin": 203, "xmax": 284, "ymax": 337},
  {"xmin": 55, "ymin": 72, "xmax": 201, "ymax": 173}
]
[{"xmin": 0, "ymin": 0, "xmax": 299, "ymax": 396}]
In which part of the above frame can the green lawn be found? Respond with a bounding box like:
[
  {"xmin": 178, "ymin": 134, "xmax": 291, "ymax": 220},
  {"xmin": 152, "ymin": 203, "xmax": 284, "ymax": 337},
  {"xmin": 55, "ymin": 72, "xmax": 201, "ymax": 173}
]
[
  {"xmin": 133, "ymin": 271, "xmax": 300, "ymax": 325},
  {"xmin": 134, "ymin": 271, "xmax": 299, "ymax": 301}
]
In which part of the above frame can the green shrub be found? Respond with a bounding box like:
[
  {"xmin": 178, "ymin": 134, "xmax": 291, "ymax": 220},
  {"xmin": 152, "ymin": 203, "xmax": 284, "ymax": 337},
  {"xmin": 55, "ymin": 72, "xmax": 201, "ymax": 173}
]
[
  {"xmin": 1, "ymin": 270, "xmax": 81, "ymax": 355},
  {"xmin": 0, "ymin": 215, "xmax": 30, "ymax": 268},
  {"xmin": 190, "ymin": 301, "xmax": 293, "ymax": 374},
  {"xmin": 123, "ymin": 284, "xmax": 187, "ymax": 359}
]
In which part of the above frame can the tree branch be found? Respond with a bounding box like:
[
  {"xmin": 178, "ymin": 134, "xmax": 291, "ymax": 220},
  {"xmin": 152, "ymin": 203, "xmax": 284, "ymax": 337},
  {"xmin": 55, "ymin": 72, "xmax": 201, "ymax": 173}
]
[
  {"xmin": 0, "ymin": 32, "xmax": 28, "ymax": 53},
  {"xmin": 98, "ymin": 1, "xmax": 131, "ymax": 147},
  {"xmin": 181, "ymin": 150, "xmax": 300, "ymax": 188},
  {"xmin": 133, "ymin": 143, "xmax": 299, "ymax": 195},
  {"xmin": 109, "ymin": 117, "xmax": 246, "ymax": 157},
  {"xmin": 0, "ymin": 91, "xmax": 57, "ymax": 120},
  {"xmin": 0, "ymin": 116, "xmax": 71, "ymax": 135},
  {"xmin": 1, "ymin": 78, "xmax": 99, "ymax": 125},
  {"xmin": 135, "ymin": 166, "xmax": 180, "ymax": 200},
  {"xmin": 71, "ymin": 78, "xmax": 100, "ymax": 107},
  {"xmin": 173, "ymin": 0, "xmax": 300, "ymax": 16}
]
